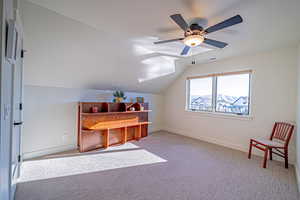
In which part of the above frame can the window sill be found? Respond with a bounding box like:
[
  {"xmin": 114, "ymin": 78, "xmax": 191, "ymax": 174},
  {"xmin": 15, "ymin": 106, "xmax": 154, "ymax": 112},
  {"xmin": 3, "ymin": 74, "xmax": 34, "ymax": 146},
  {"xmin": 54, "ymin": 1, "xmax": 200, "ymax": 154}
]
[{"xmin": 185, "ymin": 110, "xmax": 253, "ymax": 121}]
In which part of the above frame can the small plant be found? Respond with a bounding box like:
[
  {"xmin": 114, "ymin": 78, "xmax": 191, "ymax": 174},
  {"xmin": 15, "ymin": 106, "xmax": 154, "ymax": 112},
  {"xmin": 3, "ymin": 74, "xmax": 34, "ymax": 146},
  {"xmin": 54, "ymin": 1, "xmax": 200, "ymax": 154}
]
[{"xmin": 113, "ymin": 91, "xmax": 127, "ymax": 103}]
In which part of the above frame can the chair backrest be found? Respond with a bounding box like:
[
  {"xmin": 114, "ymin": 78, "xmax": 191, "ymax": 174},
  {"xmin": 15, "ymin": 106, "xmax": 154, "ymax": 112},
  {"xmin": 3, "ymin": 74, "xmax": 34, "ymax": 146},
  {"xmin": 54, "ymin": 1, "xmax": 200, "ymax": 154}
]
[{"xmin": 270, "ymin": 122, "xmax": 294, "ymax": 147}]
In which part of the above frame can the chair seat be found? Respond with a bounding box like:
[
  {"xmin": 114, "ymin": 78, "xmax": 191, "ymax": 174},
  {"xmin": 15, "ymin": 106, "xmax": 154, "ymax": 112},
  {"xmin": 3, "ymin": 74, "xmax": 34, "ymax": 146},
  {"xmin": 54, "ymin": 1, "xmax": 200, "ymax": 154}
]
[{"xmin": 252, "ymin": 138, "xmax": 284, "ymax": 148}]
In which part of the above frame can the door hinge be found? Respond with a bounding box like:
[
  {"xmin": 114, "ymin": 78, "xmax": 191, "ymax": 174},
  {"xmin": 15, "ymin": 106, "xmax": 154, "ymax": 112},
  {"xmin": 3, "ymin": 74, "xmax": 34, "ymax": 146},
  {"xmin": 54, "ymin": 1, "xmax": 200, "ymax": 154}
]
[
  {"xmin": 21, "ymin": 49, "xmax": 26, "ymax": 58},
  {"xmin": 18, "ymin": 155, "xmax": 21, "ymax": 162},
  {"xmin": 19, "ymin": 103, "xmax": 23, "ymax": 110}
]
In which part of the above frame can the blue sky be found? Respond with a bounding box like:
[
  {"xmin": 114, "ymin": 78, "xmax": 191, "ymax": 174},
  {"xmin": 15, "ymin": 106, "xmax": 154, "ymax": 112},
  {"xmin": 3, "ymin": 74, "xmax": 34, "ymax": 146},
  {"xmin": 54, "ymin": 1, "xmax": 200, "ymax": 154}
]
[{"xmin": 190, "ymin": 74, "xmax": 250, "ymax": 97}]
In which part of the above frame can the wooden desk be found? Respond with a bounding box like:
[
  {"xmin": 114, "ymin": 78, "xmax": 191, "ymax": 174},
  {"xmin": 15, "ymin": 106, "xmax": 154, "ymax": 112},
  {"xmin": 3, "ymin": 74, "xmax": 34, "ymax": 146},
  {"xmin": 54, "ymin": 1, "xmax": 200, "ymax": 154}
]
[{"xmin": 78, "ymin": 102, "xmax": 150, "ymax": 152}]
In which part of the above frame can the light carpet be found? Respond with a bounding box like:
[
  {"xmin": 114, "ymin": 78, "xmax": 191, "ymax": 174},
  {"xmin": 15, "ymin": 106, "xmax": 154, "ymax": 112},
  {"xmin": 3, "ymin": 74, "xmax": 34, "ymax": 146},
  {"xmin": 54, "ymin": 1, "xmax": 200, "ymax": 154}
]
[{"xmin": 16, "ymin": 131, "xmax": 299, "ymax": 200}]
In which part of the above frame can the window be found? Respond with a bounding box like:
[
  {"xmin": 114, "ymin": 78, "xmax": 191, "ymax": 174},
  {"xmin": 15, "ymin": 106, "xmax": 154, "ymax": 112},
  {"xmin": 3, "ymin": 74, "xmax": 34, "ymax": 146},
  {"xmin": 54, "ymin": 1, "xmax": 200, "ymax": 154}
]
[
  {"xmin": 187, "ymin": 70, "xmax": 251, "ymax": 116},
  {"xmin": 188, "ymin": 77, "xmax": 213, "ymax": 111}
]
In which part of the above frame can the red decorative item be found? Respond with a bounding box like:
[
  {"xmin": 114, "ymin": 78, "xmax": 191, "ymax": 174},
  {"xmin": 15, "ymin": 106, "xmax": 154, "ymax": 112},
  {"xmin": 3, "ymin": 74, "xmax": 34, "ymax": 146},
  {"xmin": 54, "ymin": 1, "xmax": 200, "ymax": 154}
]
[{"xmin": 91, "ymin": 106, "xmax": 99, "ymax": 113}]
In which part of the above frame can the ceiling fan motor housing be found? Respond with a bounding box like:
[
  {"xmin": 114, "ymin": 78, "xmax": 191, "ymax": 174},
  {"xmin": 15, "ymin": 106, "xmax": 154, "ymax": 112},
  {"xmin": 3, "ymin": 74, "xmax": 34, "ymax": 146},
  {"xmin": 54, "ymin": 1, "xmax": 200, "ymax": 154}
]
[
  {"xmin": 190, "ymin": 23, "xmax": 203, "ymax": 31},
  {"xmin": 185, "ymin": 24, "xmax": 204, "ymax": 38}
]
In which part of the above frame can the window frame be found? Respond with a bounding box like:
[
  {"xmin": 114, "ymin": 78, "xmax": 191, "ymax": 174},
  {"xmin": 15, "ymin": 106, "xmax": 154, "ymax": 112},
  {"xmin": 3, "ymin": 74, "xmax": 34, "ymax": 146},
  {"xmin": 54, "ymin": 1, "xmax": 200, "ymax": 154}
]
[{"xmin": 186, "ymin": 70, "xmax": 252, "ymax": 117}]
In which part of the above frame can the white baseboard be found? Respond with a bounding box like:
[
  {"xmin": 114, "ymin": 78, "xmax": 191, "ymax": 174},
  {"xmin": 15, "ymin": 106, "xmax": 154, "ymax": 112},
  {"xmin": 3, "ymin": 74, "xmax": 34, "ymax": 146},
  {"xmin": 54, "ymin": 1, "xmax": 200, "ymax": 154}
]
[
  {"xmin": 149, "ymin": 125, "xmax": 162, "ymax": 134},
  {"xmin": 23, "ymin": 144, "xmax": 77, "ymax": 160},
  {"xmin": 162, "ymin": 126, "xmax": 296, "ymax": 164},
  {"xmin": 23, "ymin": 128, "xmax": 161, "ymax": 160},
  {"xmin": 163, "ymin": 126, "xmax": 247, "ymax": 151}
]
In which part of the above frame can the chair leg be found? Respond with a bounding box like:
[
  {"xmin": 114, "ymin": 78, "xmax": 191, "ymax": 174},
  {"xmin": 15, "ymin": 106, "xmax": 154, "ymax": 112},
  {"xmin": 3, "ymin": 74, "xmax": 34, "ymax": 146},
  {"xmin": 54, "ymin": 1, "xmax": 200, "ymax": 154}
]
[
  {"xmin": 248, "ymin": 140, "xmax": 253, "ymax": 159},
  {"xmin": 263, "ymin": 148, "xmax": 269, "ymax": 168},
  {"xmin": 284, "ymin": 149, "xmax": 288, "ymax": 169},
  {"xmin": 269, "ymin": 148, "xmax": 272, "ymax": 160}
]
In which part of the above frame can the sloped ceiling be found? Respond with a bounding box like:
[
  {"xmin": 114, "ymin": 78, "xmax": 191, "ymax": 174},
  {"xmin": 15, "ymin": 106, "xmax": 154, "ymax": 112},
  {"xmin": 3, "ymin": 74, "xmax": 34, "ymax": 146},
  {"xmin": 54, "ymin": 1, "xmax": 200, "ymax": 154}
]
[{"xmin": 22, "ymin": 0, "xmax": 300, "ymax": 93}]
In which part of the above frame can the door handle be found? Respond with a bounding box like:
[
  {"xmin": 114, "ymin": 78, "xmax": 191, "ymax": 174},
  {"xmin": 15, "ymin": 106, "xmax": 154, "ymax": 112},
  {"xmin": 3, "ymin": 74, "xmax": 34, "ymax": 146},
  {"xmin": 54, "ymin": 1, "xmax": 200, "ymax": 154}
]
[{"xmin": 13, "ymin": 121, "xmax": 23, "ymax": 126}]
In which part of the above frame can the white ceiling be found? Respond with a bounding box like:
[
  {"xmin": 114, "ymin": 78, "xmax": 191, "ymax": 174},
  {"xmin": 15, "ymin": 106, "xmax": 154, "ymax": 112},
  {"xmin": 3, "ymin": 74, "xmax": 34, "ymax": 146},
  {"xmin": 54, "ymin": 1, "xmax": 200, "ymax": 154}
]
[{"xmin": 23, "ymin": 0, "xmax": 300, "ymax": 93}]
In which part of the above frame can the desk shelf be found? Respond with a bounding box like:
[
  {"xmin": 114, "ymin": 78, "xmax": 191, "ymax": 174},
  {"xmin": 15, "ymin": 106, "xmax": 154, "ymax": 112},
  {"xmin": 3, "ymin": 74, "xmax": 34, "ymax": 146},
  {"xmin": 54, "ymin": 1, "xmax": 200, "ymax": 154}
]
[
  {"xmin": 78, "ymin": 102, "xmax": 150, "ymax": 152},
  {"xmin": 81, "ymin": 110, "xmax": 152, "ymax": 116}
]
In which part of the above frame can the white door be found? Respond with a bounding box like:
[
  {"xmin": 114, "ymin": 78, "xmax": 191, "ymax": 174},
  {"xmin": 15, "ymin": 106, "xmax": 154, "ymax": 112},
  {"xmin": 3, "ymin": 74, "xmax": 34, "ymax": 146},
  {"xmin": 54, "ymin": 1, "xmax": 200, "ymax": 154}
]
[{"xmin": 10, "ymin": 18, "xmax": 23, "ymax": 199}]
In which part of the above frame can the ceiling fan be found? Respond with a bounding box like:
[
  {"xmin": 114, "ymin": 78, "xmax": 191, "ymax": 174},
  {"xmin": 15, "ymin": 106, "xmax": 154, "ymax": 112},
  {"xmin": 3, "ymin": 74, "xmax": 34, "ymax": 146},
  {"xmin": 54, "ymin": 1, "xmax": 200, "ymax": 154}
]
[{"xmin": 154, "ymin": 14, "xmax": 243, "ymax": 55}]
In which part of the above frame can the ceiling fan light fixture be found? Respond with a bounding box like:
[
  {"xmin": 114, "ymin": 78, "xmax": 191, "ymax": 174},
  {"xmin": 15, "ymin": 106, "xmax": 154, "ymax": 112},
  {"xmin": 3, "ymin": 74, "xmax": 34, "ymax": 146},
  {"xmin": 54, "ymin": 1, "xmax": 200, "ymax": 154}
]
[{"xmin": 183, "ymin": 35, "xmax": 204, "ymax": 47}]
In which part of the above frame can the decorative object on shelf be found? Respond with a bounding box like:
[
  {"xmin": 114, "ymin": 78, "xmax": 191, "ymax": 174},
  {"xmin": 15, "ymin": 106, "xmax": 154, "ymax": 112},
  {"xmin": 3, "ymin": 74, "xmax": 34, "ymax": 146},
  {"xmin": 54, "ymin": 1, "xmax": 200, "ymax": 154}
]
[
  {"xmin": 126, "ymin": 102, "xmax": 141, "ymax": 112},
  {"xmin": 91, "ymin": 106, "xmax": 99, "ymax": 113},
  {"xmin": 140, "ymin": 106, "xmax": 144, "ymax": 111},
  {"xmin": 136, "ymin": 97, "xmax": 144, "ymax": 103},
  {"xmin": 113, "ymin": 91, "xmax": 127, "ymax": 103}
]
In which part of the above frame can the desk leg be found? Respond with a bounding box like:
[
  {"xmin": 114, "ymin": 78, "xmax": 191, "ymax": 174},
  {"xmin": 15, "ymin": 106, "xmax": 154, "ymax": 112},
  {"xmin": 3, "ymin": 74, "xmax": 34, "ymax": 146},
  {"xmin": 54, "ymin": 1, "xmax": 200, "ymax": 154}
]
[
  {"xmin": 136, "ymin": 125, "xmax": 142, "ymax": 141},
  {"xmin": 103, "ymin": 129, "xmax": 109, "ymax": 148},
  {"xmin": 79, "ymin": 138, "xmax": 84, "ymax": 152},
  {"xmin": 79, "ymin": 132, "xmax": 83, "ymax": 152},
  {"xmin": 122, "ymin": 127, "xmax": 127, "ymax": 144}
]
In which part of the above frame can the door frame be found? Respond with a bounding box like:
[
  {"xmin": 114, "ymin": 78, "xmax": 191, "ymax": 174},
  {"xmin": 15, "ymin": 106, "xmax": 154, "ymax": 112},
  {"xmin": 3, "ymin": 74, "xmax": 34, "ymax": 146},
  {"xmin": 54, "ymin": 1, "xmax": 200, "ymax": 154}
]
[
  {"xmin": 0, "ymin": 2, "xmax": 11, "ymax": 200},
  {"xmin": 0, "ymin": 0, "xmax": 21, "ymax": 200},
  {"xmin": 10, "ymin": 9, "xmax": 24, "ymax": 199}
]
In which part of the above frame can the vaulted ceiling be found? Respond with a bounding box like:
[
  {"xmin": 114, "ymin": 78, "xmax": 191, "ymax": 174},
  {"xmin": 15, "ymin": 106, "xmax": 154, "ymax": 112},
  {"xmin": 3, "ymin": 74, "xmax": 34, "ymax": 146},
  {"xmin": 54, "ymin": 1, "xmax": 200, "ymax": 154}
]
[{"xmin": 22, "ymin": 0, "xmax": 300, "ymax": 93}]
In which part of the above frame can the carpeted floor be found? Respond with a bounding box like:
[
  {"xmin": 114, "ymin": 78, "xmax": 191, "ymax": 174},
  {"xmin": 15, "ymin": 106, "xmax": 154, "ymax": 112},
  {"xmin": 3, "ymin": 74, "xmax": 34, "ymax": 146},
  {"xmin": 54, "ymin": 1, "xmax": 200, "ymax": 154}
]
[{"xmin": 16, "ymin": 131, "xmax": 299, "ymax": 200}]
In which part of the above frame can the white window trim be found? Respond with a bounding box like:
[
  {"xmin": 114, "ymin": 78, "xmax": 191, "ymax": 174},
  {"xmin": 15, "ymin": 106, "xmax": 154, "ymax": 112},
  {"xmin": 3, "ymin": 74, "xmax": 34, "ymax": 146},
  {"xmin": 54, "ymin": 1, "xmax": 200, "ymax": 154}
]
[
  {"xmin": 184, "ymin": 109, "xmax": 253, "ymax": 120},
  {"xmin": 186, "ymin": 70, "xmax": 253, "ymax": 119}
]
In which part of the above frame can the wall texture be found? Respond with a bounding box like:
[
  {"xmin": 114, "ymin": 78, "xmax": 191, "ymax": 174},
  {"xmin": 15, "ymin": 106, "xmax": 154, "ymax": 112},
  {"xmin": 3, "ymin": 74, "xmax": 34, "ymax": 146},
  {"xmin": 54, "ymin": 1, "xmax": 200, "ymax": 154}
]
[
  {"xmin": 23, "ymin": 86, "xmax": 163, "ymax": 159},
  {"xmin": 163, "ymin": 46, "xmax": 298, "ymax": 163}
]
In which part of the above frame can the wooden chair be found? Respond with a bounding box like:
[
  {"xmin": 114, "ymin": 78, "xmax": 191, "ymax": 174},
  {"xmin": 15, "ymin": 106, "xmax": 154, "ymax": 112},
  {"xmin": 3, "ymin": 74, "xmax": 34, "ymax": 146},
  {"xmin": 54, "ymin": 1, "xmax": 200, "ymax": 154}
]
[{"xmin": 248, "ymin": 122, "xmax": 294, "ymax": 168}]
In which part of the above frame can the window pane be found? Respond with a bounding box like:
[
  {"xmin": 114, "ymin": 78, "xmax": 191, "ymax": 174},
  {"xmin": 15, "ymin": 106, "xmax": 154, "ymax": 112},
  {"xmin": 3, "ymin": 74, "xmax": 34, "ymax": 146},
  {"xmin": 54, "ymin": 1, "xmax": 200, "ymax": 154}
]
[
  {"xmin": 189, "ymin": 77, "xmax": 213, "ymax": 111},
  {"xmin": 216, "ymin": 74, "xmax": 250, "ymax": 115}
]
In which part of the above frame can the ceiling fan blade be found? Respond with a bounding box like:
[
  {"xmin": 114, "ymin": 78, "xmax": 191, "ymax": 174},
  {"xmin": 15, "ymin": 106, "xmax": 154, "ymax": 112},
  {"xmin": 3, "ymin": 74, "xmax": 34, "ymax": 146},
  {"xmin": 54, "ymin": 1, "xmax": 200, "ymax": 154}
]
[
  {"xmin": 154, "ymin": 38, "xmax": 184, "ymax": 44},
  {"xmin": 203, "ymin": 38, "xmax": 228, "ymax": 48},
  {"xmin": 204, "ymin": 15, "xmax": 243, "ymax": 34},
  {"xmin": 181, "ymin": 45, "xmax": 190, "ymax": 55},
  {"xmin": 170, "ymin": 14, "xmax": 189, "ymax": 31}
]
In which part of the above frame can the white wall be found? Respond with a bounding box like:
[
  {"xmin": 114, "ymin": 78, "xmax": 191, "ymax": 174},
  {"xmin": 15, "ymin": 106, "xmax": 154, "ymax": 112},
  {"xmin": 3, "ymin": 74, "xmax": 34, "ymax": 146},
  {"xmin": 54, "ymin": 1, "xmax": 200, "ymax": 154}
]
[
  {"xmin": 23, "ymin": 85, "xmax": 163, "ymax": 159},
  {"xmin": 20, "ymin": 0, "xmax": 165, "ymax": 159},
  {"xmin": 19, "ymin": 0, "xmax": 185, "ymax": 94},
  {"xmin": 163, "ymin": 46, "xmax": 298, "ymax": 163},
  {"xmin": 296, "ymin": 44, "xmax": 300, "ymax": 191}
]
